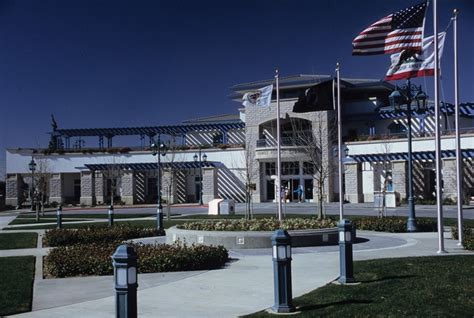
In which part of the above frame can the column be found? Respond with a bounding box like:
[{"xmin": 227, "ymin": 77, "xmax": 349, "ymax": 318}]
[
  {"xmin": 94, "ymin": 171, "xmax": 105, "ymax": 205},
  {"xmin": 392, "ymin": 161, "xmax": 407, "ymax": 200},
  {"xmin": 80, "ymin": 171, "xmax": 95, "ymax": 206},
  {"xmin": 344, "ymin": 162, "xmax": 363, "ymax": 203},
  {"xmin": 202, "ymin": 167, "xmax": 218, "ymax": 204},
  {"xmin": 121, "ymin": 170, "xmax": 135, "ymax": 205},
  {"xmin": 5, "ymin": 174, "xmax": 24, "ymax": 207},
  {"xmin": 442, "ymin": 158, "xmax": 457, "ymax": 200},
  {"xmin": 49, "ymin": 173, "xmax": 64, "ymax": 204},
  {"xmin": 162, "ymin": 169, "xmax": 177, "ymax": 204}
]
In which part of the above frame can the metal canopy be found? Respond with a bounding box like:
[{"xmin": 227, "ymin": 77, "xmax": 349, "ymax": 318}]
[
  {"xmin": 379, "ymin": 102, "xmax": 474, "ymax": 119},
  {"xmin": 350, "ymin": 149, "xmax": 474, "ymax": 163},
  {"xmin": 56, "ymin": 122, "xmax": 245, "ymax": 138},
  {"xmin": 85, "ymin": 161, "xmax": 216, "ymax": 171}
]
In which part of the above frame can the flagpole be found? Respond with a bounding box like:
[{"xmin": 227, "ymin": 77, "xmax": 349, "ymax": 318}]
[
  {"xmin": 336, "ymin": 63, "xmax": 343, "ymax": 220},
  {"xmin": 433, "ymin": 0, "xmax": 445, "ymax": 253},
  {"xmin": 275, "ymin": 69, "xmax": 283, "ymax": 224},
  {"xmin": 453, "ymin": 8, "xmax": 463, "ymax": 246}
]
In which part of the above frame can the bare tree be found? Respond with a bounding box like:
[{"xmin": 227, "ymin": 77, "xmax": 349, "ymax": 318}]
[
  {"xmin": 34, "ymin": 158, "xmax": 51, "ymax": 218},
  {"xmin": 377, "ymin": 141, "xmax": 393, "ymax": 218},
  {"xmin": 103, "ymin": 155, "xmax": 125, "ymax": 206},
  {"xmin": 291, "ymin": 113, "xmax": 336, "ymax": 219}
]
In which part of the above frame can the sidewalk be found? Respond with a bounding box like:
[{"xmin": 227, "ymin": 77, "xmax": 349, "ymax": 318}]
[{"xmin": 11, "ymin": 231, "xmax": 473, "ymax": 318}]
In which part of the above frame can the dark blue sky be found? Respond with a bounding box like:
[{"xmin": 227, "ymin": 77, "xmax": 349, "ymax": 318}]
[{"xmin": 1, "ymin": 0, "xmax": 473, "ymax": 177}]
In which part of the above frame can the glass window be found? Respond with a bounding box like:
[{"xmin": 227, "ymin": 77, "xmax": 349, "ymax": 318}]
[
  {"xmin": 303, "ymin": 162, "xmax": 315, "ymax": 175},
  {"xmin": 282, "ymin": 162, "xmax": 299, "ymax": 175},
  {"xmin": 265, "ymin": 162, "xmax": 276, "ymax": 176}
]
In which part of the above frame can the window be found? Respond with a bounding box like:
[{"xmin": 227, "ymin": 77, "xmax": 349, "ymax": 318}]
[
  {"xmin": 303, "ymin": 162, "xmax": 315, "ymax": 175},
  {"xmin": 388, "ymin": 122, "xmax": 406, "ymax": 134},
  {"xmin": 282, "ymin": 162, "xmax": 299, "ymax": 175},
  {"xmin": 265, "ymin": 162, "xmax": 276, "ymax": 176}
]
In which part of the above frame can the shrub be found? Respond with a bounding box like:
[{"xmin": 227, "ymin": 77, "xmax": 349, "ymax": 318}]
[
  {"xmin": 177, "ymin": 217, "xmax": 337, "ymax": 231},
  {"xmin": 44, "ymin": 225, "xmax": 162, "ymax": 247},
  {"xmin": 451, "ymin": 226, "xmax": 474, "ymax": 251},
  {"xmin": 353, "ymin": 216, "xmax": 437, "ymax": 233},
  {"xmin": 44, "ymin": 242, "xmax": 228, "ymax": 278}
]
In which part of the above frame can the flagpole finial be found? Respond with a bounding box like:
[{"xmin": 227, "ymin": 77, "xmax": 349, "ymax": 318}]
[
  {"xmin": 275, "ymin": 68, "xmax": 279, "ymax": 78},
  {"xmin": 453, "ymin": 8, "xmax": 459, "ymax": 16},
  {"xmin": 336, "ymin": 62, "xmax": 340, "ymax": 71}
]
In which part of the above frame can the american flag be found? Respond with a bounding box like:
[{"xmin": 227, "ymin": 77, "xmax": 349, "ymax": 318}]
[{"xmin": 352, "ymin": 2, "xmax": 428, "ymax": 56}]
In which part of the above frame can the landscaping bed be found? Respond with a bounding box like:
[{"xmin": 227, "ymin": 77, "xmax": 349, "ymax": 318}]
[
  {"xmin": 44, "ymin": 242, "xmax": 228, "ymax": 278},
  {"xmin": 452, "ymin": 226, "xmax": 474, "ymax": 250}
]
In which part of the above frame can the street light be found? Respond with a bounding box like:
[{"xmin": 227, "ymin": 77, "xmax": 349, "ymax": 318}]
[
  {"xmin": 151, "ymin": 137, "xmax": 167, "ymax": 232},
  {"xmin": 388, "ymin": 81, "xmax": 427, "ymax": 232},
  {"xmin": 193, "ymin": 149, "xmax": 207, "ymax": 205},
  {"xmin": 28, "ymin": 158, "xmax": 37, "ymax": 212}
]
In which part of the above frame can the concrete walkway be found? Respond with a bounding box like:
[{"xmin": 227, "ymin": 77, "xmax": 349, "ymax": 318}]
[{"xmin": 9, "ymin": 230, "xmax": 473, "ymax": 318}]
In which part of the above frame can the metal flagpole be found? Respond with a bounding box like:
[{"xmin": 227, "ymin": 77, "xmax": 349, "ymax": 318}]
[
  {"xmin": 336, "ymin": 63, "xmax": 343, "ymax": 220},
  {"xmin": 275, "ymin": 69, "xmax": 283, "ymax": 223},
  {"xmin": 453, "ymin": 9, "xmax": 463, "ymax": 246},
  {"xmin": 433, "ymin": 0, "xmax": 445, "ymax": 253}
]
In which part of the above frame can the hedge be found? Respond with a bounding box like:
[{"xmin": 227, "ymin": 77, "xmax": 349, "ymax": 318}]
[
  {"xmin": 44, "ymin": 225, "xmax": 163, "ymax": 247},
  {"xmin": 177, "ymin": 217, "xmax": 337, "ymax": 231},
  {"xmin": 44, "ymin": 242, "xmax": 229, "ymax": 278},
  {"xmin": 451, "ymin": 226, "xmax": 474, "ymax": 251},
  {"xmin": 353, "ymin": 216, "xmax": 437, "ymax": 233}
]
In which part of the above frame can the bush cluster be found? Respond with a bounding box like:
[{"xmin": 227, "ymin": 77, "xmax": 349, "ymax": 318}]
[
  {"xmin": 44, "ymin": 225, "xmax": 162, "ymax": 247},
  {"xmin": 44, "ymin": 242, "xmax": 228, "ymax": 278},
  {"xmin": 451, "ymin": 226, "xmax": 474, "ymax": 251},
  {"xmin": 177, "ymin": 217, "xmax": 337, "ymax": 231},
  {"xmin": 354, "ymin": 216, "xmax": 437, "ymax": 233}
]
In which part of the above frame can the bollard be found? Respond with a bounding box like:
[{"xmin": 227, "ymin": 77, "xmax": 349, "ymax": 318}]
[
  {"xmin": 56, "ymin": 205, "xmax": 62, "ymax": 229},
  {"xmin": 108, "ymin": 205, "xmax": 114, "ymax": 227},
  {"xmin": 338, "ymin": 219, "xmax": 355, "ymax": 284},
  {"xmin": 156, "ymin": 205, "xmax": 163, "ymax": 232},
  {"xmin": 271, "ymin": 229, "xmax": 295, "ymax": 313},
  {"xmin": 112, "ymin": 244, "xmax": 138, "ymax": 318}
]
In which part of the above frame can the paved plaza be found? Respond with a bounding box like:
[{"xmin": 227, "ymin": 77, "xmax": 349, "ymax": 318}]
[{"xmin": 0, "ymin": 206, "xmax": 472, "ymax": 318}]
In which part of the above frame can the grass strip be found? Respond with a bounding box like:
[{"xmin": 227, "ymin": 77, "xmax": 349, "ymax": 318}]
[
  {"xmin": 0, "ymin": 232, "xmax": 38, "ymax": 249},
  {"xmin": 246, "ymin": 255, "xmax": 474, "ymax": 317},
  {"xmin": 0, "ymin": 256, "xmax": 35, "ymax": 316},
  {"xmin": 5, "ymin": 219, "xmax": 187, "ymax": 230}
]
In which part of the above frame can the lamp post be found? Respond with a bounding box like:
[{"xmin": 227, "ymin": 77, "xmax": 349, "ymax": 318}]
[
  {"xmin": 271, "ymin": 229, "xmax": 295, "ymax": 313},
  {"xmin": 28, "ymin": 158, "xmax": 37, "ymax": 213},
  {"xmin": 112, "ymin": 244, "xmax": 138, "ymax": 318},
  {"xmin": 338, "ymin": 219, "xmax": 355, "ymax": 284},
  {"xmin": 388, "ymin": 80, "xmax": 427, "ymax": 232},
  {"xmin": 151, "ymin": 138, "xmax": 167, "ymax": 232},
  {"xmin": 193, "ymin": 149, "xmax": 207, "ymax": 205},
  {"xmin": 56, "ymin": 205, "xmax": 62, "ymax": 229}
]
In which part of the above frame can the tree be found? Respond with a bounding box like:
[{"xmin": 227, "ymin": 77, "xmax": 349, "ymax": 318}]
[
  {"xmin": 291, "ymin": 113, "xmax": 336, "ymax": 219},
  {"xmin": 103, "ymin": 155, "xmax": 125, "ymax": 206}
]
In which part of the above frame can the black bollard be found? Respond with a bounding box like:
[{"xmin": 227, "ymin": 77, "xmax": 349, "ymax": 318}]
[
  {"xmin": 56, "ymin": 205, "xmax": 62, "ymax": 229},
  {"xmin": 112, "ymin": 244, "xmax": 138, "ymax": 318},
  {"xmin": 108, "ymin": 205, "xmax": 114, "ymax": 227},
  {"xmin": 271, "ymin": 229, "xmax": 295, "ymax": 313},
  {"xmin": 338, "ymin": 219, "xmax": 355, "ymax": 284}
]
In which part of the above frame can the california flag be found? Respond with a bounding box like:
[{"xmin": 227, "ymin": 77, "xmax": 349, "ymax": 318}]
[{"xmin": 385, "ymin": 32, "xmax": 446, "ymax": 81}]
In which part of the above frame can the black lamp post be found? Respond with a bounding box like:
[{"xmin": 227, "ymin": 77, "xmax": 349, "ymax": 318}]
[
  {"xmin": 151, "ymin": 137, "xmax": 167, "ymax": 232},
  {"xmin": 112, "ymin": 244, "xmax": 138, "ymax": 318},
  {"xmin": 28, "ymin": 158, "xmax": 37, "ymax": 212},
  {"xmin": 388, "ymin": 80, "xmax": 427, "ymax": 232},
  {"xmin": 271, "ymin": 229, "xmax": 295, "ymax": 313},
  {"xmin": 193, "ymin": 149, "xmax": 207, "ymax": 205}
]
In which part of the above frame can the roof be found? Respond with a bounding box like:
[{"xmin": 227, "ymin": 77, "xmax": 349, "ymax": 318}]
[
  {"xmin": 182, "ymin": 114, "xmax": 241, "ymax": 124},
  {"xmin": 55, "ymin": 121, "xmax": 245, "ymax": 138},
  {"xmin": 84, "ymin": 161, "xmax": 216, "ymax": 171},
  {"xmin": 351, "ymin": 149, "xmax": 474, "ymax": 162}
]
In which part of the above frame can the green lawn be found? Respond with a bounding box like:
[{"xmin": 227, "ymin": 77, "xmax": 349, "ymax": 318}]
[
  {"xmin": 16, "ymin": 213, "xmax": 154, "ymax": 219},
  {"xmin": 9, "ymin": 218, "xmax": 89, "ymax": 225},
  {"xmin": 0, "ymin": 232, "xmax": 38, "ymax": 249},
  {"xmin": 0, "ymin": 256, "xmax": 35, "ymax": 316},
  {"xmin": 247, "ymin": 255, "xmax": 474, "ymax": 317}
]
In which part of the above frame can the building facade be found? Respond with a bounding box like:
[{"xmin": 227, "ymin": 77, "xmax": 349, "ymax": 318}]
[{"xmin": 5, "ymin": 75, "xmax": 474, "ymax": 207}]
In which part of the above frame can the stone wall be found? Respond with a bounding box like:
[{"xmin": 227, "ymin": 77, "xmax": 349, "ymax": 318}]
[
  {"xmin": 49, "ymin": 173, "xmax": 63, "ymax": 203},
  {"xmin": 121, "ymin": 171, "xmax": 135, "ymax": 205},
  {"xmin": 344, "ymin": 162, "xmax": 363, "ymax": 203},
  {"xmin": 202, "ymin": 167, "xmax": 218, "ymax": 204},
  {"xmin": 94, "ymin": 171, "xmax": 105, "ymax": 204},
  {"xmin": 443, "ymin": 158, "xmax": 457, "ymax": 200},
  {"xmin": 392, "ymin": 161, "xmax": 407, "ymax": 199},
  {"xmin": 80, "ymin": 171, "xmax": 95, "ymax": 205},
  {"xmin": 6, "ymin": 174, "xmax": 24, "ymax": 207}
]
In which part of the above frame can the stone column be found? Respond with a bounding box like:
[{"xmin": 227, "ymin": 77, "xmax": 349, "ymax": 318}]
[
  {"xmin": 80, "ymin": 171, "xmax": 95, "ymax": 206},
  {"xmin": 442, "ymin": 158, "xmax": 457, "ymax": 200},
  {"xmin": 6, "ymin": 174, "xmax": 24, "ymax": 207},
  {"xmin": 121, "ymin": 170, "xmax": 135, "ymax": 205},
  {"xmin": 392, "ymin": 161, "xmax": 407, "ymax": 200},
  {"xmin": 344, "ymin": 162, "xmax": 363, "ymax": 203},
  {"xmin": 94, "ymin": 171, "xmax": 105, "ymax": 205},
  {"xmin": 373, "ymin": 163, "xmax": 383, "ymax": 192},
  {"xmin": 49, "ymin": 173, "xmax": 64, "ymax": 204},
  {"xmin": 202, "ymin": 167, "xmax": 218, "ymax": 204},
  {"xmin": 162, "ymin": 169, "xmax": 177, "ymax": 204}
]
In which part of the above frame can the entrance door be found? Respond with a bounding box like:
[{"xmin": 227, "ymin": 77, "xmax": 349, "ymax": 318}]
[
  {"xmin": 266, "ymin": 180, "xmax": 275, "ymax": 201},
  {"xmin": 291, "ymin": 179, "xmax": 299, "ymax": 201},
  {"xmin": 304, "ymin": 179, "xmax": 313, "ymax": 200}
]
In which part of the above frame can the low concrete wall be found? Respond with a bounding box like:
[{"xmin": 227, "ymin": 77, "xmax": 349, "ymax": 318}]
[{"xmin": 166, "ymin": 226, "xmax": 345, "ymax": 249}]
